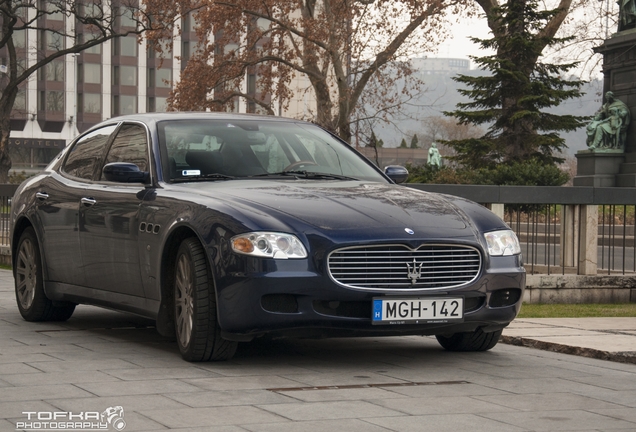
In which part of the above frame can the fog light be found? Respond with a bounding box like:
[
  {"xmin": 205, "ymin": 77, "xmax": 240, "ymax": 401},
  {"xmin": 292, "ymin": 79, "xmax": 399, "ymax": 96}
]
[{"xmin": 489, "ymin": 289, "xmax": 521, "ymax": 308}]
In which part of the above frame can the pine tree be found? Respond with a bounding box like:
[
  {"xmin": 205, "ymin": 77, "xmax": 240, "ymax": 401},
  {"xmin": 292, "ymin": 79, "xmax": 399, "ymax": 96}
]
[
  {"xmin": 444, "ymin": 0, "xmax": 586, "ymax": 170},
  {"xmin": 367, "ymin": 131, "xmax": 383, "ymax": 148},
  {"xmin": 399, "ymin": 138, "xmax": 408, "ymax": 148},
  {"xmin": 410, "ymin": 134, "xmax": 419, "ymax": 149}
]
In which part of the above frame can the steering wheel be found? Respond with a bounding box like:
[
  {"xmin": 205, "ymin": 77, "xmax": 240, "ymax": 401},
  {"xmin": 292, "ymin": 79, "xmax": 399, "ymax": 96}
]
[{"xmin": 283, "ymin": 160, "xmax": 318, "ymax": 172}]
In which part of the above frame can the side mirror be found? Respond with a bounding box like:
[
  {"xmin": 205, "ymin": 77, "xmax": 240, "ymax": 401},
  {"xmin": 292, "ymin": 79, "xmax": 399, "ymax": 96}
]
[
  {"xmin": 103, "ymin": 162, "xmax": 149, "ymax": 184},
  {"xmin": 384, "ymin": 165, "xmax": 409, "ymax": 184}
]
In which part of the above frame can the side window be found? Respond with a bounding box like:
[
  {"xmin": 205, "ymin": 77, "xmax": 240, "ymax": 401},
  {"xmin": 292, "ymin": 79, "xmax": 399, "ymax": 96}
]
[
  {"xmin": 63, "ymin": 125, "xmax": 118, "ymax": 180},
  {"xmin": 101, "ymin": 124, "xmax": 149, "ymax": 180}
]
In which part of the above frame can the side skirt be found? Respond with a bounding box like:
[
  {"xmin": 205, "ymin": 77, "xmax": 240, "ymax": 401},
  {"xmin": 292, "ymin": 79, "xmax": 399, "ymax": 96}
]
[{"xmin": 44, "ymin": 281, "xmax": 160, "ymax": 320}]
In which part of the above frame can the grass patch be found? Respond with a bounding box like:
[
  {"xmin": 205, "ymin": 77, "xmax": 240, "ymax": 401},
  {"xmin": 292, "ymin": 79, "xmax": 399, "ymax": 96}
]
[
  {"xmin": 0, "ymin": 263, "xmax": 11, "ymax": 270},
  {"xmin": 518, "ymin": 303, "xmax": 636, "ymax": 318}
]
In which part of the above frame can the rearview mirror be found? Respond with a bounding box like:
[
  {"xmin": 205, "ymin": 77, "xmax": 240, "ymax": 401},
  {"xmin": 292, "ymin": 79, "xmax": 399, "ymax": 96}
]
[
  {"xmin": 384, "ymin": 165, "xmax": 409, "ymax": 184},
  {"xmin": 103, "ymin": 162, "xmax": 149, "ymax": 183}
]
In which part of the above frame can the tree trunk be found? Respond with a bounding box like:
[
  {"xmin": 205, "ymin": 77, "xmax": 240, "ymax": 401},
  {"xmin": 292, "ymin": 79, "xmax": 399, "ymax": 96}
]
[{"xmin": 0, "ymin": 93, "xmax": 15, "ymax": 183}]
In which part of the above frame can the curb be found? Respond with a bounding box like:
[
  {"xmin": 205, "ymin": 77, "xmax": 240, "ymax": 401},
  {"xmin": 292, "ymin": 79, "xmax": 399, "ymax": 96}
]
[{"xmin": 500, "ymin": 335, "xmax": 636, "ymax": 365}]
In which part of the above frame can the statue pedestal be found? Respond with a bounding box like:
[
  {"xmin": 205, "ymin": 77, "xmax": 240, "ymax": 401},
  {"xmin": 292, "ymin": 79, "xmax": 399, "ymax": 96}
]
[
  {"xmin": 617, "ymin": 152, "xmax": 636, "ymax": 187},
  {"xmin": 573, "ymin": 150, "xmax": 625, "ymax": 187}
]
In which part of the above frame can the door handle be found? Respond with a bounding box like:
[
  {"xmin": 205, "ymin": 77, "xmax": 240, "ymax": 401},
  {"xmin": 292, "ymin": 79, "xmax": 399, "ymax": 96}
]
[
  {"xmin": 36, "ymin": 192, "xmax": 49, "ymax": 200},
  {"xmin": 81, "ymin": 197, "xmax": 97, "ymax": 206}
]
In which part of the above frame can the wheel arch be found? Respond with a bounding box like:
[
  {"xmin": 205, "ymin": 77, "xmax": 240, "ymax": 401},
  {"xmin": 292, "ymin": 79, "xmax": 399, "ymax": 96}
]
[
  {"xmin": 156, "ymin": 224, "xmax": 214, "ymax": 337},
  {"xmin": 12, "ymin": 217, "xmax": 36, "ymax": 271}
]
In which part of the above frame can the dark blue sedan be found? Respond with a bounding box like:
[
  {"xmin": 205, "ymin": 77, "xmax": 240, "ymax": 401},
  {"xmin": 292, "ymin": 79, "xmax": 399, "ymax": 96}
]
[{"xmin": 11, "ymin": 113, "xmax": 525, "ymax": 361}]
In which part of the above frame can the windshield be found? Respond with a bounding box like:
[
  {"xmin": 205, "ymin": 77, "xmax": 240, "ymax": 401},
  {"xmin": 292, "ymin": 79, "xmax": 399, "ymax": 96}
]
[{"xmin": 157, "ymin": 119, "xmax": 387, "ymax": 183}]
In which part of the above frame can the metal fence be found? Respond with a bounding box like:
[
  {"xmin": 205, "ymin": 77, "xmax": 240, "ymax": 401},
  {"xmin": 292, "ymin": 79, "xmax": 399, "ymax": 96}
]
[
  {"xmin": 0, "ymin": 184, "xmax": 17, "ymax": 247},
  {"xmin": 408, "ymin": 185, "xmax": 636, "ymax": 276},
  {"xmin": 1, "ymin": 183, "xmax": 634, "ymax": 276}
]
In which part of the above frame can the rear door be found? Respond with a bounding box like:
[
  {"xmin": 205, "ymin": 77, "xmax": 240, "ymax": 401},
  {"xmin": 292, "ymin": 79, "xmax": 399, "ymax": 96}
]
[{"xmin": 37, "ymin": 125, "xmax": 116, "ymax": 286}]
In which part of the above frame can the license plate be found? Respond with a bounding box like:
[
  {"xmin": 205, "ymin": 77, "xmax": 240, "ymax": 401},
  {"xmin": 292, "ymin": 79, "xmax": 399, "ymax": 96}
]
[{"xmin": 372, "ymin": 297, "xmax": 463, "ymax": 325}]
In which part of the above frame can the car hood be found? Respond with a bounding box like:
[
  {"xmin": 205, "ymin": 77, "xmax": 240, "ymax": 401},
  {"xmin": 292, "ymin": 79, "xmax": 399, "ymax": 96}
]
[{"xmin": 181, "ymin": 181, "xmax": 471, "ymax": 236}]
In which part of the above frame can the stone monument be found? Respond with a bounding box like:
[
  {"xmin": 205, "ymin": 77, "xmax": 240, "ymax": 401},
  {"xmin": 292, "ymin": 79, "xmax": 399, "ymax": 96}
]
[{"xmin": 573, "ymin": 2, "xmax": 636, "ymax": 187}]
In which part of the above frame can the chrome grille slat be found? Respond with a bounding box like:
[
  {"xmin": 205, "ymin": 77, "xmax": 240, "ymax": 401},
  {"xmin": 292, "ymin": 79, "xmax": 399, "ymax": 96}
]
[{"xmin": 328, "ymin": 244, "xmax": 482, "ymax": 291}]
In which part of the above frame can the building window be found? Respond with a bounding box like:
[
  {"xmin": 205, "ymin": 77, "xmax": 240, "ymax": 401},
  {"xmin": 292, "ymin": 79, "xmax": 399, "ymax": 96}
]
[
  {"xmin": 79, "ymin": 63, "xmax": 101, "ymax": 84},
  {"xmin": 39, "ymin": 30, "xmax": 64, "ymax": 51},
  {"xmin": 14, "ymin": 88, "xmax": 26, "ymax": 111},
  {"xmin": 147, "ymin": 96, "xmax": 167, "ymax": 112},
  {"xmin": 79, "ymin": 93, "xmax": 101, "ymax": 114},
  {"xmin": 38, "ymin": 59, "xmax": 64, "ymax": 81},
  {"xmin": 148, "ymin": 39, "xmax": 172, "ymax": 59},
  {"xmin": 113, "ymin": 36, "xmax": 138, "ymax": 56},
  {"xmin": 156, "ymin": 68, "xmax": 171, "ymax": 88},
  {"xmin": 112, "ymin": 65, "xmax": 137, "ymax": 86},
  {"xmin": 13, "ymin": 29, "xmax": 26, "ymax": 49},
  {"xmin": 247, "ymin": 74, "xmax": 256, "ymax": 94},
  {"xmin": 182, "ymin": 12, "xmax": 197, "ymax": 33},
  {"xmin": 112, "ymin": 95, "xmax": 137, "ymax": 116},
  {"xmin": 39, "ymin": 0, "xmax": 64, "ymax": 21},
  {"xmin": 117, "ymin": 6, "xmax": 137, "ymax": 28},
  {"xmin": 38, "ymin": 91, "xmax": 64, "ymax": 112},
  {"xmin": 77, "ymin": 33, "xmax": 102, "ymax": 54},
  {"xmin": 181, "ymin": 41, "xmax": 198, "ymax": 69}
]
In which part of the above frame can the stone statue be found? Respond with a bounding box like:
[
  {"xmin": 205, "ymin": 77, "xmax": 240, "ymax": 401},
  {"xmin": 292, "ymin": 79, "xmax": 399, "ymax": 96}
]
[
  {"xmin": 619, "ymin": 0, "xmax": 636, "ymax": 31},
  {"xmin": 586, "ymin": 91, "xmax": 631, "ymax": 151},
  {"xmin": 427, "ymin": 142, "xmax": 442, "ymax": 167}
]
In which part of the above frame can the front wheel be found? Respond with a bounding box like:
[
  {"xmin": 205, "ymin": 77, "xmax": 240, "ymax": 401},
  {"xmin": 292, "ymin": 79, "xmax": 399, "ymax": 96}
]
[
  {"xmin": 14, "ymin": 227, "xmax": 75, "ymax": 322},
  {"xmin": 436, "ymin": 328, "xmax": 502, "ymax": 352},
  {"xmin": 174, "ymin": 237, "xmax": 237, "ymax": 361}
]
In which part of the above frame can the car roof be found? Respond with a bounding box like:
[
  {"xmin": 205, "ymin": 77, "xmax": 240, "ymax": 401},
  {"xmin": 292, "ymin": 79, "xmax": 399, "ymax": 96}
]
[{"xmin": 107, "ymin": 112, "xmax": 305, "ymax": 124}]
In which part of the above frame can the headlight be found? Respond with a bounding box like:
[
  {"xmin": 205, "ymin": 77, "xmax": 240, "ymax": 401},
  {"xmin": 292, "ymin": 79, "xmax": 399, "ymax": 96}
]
[
  {"xmin": 231, "ymin": 232, "xmax": 308, "ymax": 259},
  {"xmin": 484, "ymin": 230, "xmax": 521, "ymax": 256}
]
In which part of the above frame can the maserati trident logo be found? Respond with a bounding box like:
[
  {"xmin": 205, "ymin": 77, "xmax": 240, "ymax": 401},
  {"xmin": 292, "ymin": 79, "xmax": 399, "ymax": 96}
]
[{"xmin": 406, "ymin": 258, "xmax": 422, "ymax": 285}]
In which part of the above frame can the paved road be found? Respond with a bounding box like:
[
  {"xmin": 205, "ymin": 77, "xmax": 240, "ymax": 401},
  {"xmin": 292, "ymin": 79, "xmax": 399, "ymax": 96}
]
[{"xmin": 1, "ymin": 269, "xmax": 636, "ymax": 432}]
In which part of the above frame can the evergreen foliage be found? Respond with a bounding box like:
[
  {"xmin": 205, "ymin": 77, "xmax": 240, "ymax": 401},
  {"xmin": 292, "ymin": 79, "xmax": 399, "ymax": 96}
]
[
  {"xmin": 399, "ymin": 138, "xmax": 408, "ymax": 148},
  {"xmin": 410, "ymin": 134, "xmax": 419, "ymax": 149},
  {"xmin": 367, "ymin": 131, "xmax": 384, "ymax": 148},
  {"xmin": 406, "ymin": 158, "xmax": 569, "ymax": 186},
  {"xmin": 444, "ymin": 0, "xmax": 587, "ymax": 170}
]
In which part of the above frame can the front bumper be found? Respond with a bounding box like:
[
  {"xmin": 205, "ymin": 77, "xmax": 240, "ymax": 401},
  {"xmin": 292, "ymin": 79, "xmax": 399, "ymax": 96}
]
[{"xmin": 214, "ymin": 255, "xmax": 526, "ymax": 341}]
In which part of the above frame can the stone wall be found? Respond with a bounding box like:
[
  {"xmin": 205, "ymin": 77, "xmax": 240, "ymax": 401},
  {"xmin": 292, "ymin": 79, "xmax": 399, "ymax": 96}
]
[{"xmin": 524, "ymin": 274, "xmax": 636, "ymax": 304}]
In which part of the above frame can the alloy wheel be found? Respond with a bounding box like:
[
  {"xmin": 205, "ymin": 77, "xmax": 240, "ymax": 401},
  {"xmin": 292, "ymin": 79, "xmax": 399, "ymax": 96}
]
[
  {"xmin": 175, "ymin": 253, "xmax": 194, "ymax": 348},
  {"xmin": 15, "ymin": 238, "xmax": 37, "ymax": 310}
]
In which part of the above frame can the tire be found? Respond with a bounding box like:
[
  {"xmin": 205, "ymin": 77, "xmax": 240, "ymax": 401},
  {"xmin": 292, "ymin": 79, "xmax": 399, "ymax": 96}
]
[
  {"xmin": 174, "ymin": 237, "xmax": 237, "ymax": 361},
  {"xmin": 14, "ymin": 227, "xmax": 75, "ymax": 322},
  {"xmin": 436, "ymin": 328, "xmax": 502, "ymax": 352}
]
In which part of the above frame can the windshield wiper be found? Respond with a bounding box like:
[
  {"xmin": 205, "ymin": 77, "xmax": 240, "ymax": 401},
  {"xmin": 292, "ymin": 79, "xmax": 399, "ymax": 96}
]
[
  {"xmin": 171, "ymin": 173, "xmax": 236, "ymax": 182},
  {"xmin": 250, "ymin": 171, "xmax": 358, "ymax": 181}
]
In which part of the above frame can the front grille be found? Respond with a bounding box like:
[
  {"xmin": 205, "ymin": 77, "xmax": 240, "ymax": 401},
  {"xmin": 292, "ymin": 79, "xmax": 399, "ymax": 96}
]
[{"xmin": 328, "ymin": 244, "xmax": 482, "ymax": 291}]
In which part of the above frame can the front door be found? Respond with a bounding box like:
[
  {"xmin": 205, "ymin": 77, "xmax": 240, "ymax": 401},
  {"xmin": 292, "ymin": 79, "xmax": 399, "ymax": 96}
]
[{"xmin": 78, "ymin": 123, "xmax": 152, "ymax": 297}]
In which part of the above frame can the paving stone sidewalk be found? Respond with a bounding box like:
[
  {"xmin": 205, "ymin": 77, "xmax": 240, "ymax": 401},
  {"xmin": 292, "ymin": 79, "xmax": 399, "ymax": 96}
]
[
  {"xmin": 502, "ymin": 317, "xmax": 636, "ymax": 365},
  {"xmin": 1, "ymin": 269, "xmax": 636, "ymax": 432}
]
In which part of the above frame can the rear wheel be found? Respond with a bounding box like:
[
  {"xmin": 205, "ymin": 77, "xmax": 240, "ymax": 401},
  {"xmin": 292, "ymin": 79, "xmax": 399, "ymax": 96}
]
[
  {"xmin": 14, "ymin": 227, "xmax": 75, "ymax": 322},
  {"xmin": 174, "ymin": 237, "xmax": 237, "ymax": 361},
  {"xmin": 436, "ymin": 328, "xmax": 502, "ymax": 352}
]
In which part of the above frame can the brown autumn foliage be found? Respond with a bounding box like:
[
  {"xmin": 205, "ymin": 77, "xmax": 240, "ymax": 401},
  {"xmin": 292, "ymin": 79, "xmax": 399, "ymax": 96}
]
[{"xmin": 144, "ymin": 0, "xmax": 478, "ymax": 143}]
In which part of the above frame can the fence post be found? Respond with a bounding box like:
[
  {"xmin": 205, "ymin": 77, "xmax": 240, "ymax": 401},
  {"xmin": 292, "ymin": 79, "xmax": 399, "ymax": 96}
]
[
  {"xmin": 489, "ymin": 203, "xmax": 504, "ymax": 220},
  {"xmin": 560, "ymin": 204, "xmax": 579, "ymax": 268},
  {"xmin": 578, "ymin": 204, "xmax": 598, "ymax": 275}
]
